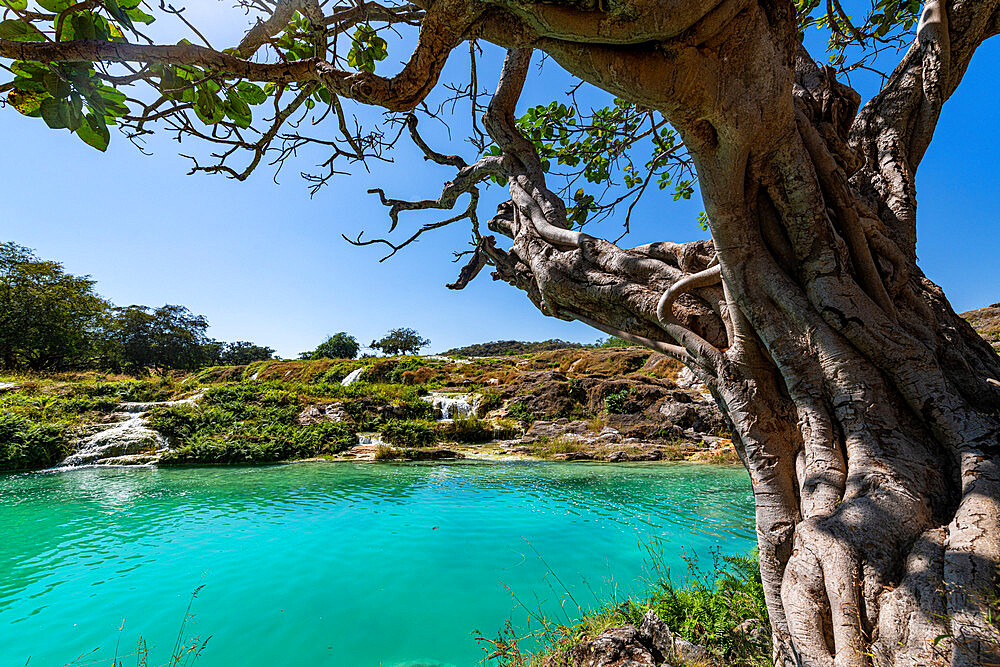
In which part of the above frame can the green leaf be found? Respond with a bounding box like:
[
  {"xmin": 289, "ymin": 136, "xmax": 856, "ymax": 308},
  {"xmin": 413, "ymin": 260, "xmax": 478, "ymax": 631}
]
[
  {"xmin": 124, "ymin": 6, "xmax": 155, "ymax": 24},
  {"xmin": 0, "ymin": 0, "xmax": 28, "ymax": 10},
  {"xmin": 42, "ymin": 71, "xmax": 72, "ymax": 99},
  {"xmin": 236, "ymin": 81, "xmax": 266, "ymax": 105},
  {"xmin": 37, "ymin": 0, "xmax": 74, "ymax": 10},
  {"xmin": 194, "ymin": 86, "xmax": 224, "ymax": 125},
  {"xmin": 40, "ymin": 98, "xmax": 71, "ymax": 129},
  {"xmin": 103, "ymin": 0, "xmax": 134, "ymax": 31},
  {"xmin": 0, "ymin": 20, "xmax": 46, "ymax": 41},
  {"xmin": 223, "ymin": 92, "xmax": 252, "ymax": 129},
  {"xmin": 76, "ymin": 112, "xmax": 110, "ymax": 151}
]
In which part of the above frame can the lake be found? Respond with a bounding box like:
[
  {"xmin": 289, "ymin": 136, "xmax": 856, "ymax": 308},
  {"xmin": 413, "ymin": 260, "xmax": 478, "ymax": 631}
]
[{"xmin": 0, "ymin": 461, "xmax": 756, "ymax": 666}]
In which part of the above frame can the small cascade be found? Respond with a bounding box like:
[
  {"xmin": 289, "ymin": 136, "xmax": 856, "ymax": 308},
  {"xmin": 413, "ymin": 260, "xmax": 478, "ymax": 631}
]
[
  {"xmin": 56, "ymin": 392, "xmax": 203, "ymax": 468},
  {"xmin": 59, "ymin": 411, "xmax": 168, "ymax": 467},
  {"xmin": 422, "ymin": 393, "xmax": 478, "ymax": 422},
  {"xmin": 341, "ymin": 368, "xmax": 365, "ymax": 386},
  {"xmin": 356, "ymin": 433, "xmax": 388, "ymax": 447}
]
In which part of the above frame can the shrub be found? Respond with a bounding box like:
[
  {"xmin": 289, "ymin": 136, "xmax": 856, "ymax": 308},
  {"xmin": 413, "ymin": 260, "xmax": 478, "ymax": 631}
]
[
  {"xmin": 0, "ymin": 415, "xmax": 68, "ymax": 471},
  {"xmin": 506, "ymin": 400, "xmax": 534, "ymax": 424},
  {"xmin": 477, "ymin": 388, "xmax": 504, "ymax": 414},
  {"xmin": 380, "ymin": 419, "xmax": 436, "ymax": 446},
  {"xmin": 373, "ymin": 444, "xmax": 395, "ymax": 460},
  {"xmin": 604, "ymin": 387, "xmax": 635, "ymax": 414},
  {"xmin": 437, "ymin": 417, "xmax": 493, "ymax": 443}
]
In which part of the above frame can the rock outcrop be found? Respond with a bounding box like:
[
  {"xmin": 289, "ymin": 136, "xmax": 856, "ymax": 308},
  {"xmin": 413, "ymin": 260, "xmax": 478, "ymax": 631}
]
[{"xmin": 542, "ymin": 609, "xmax": 714, "ymax": 667}]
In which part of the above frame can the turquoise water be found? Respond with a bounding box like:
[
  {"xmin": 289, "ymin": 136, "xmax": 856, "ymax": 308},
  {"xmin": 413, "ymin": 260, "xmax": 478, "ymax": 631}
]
[{"xmin": 0, "ymin": 462, "xmax": 755, "ymax": 666}]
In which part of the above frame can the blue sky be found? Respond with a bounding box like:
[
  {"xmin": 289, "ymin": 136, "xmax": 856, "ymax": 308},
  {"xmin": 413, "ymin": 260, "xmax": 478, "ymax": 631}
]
[{"xmin": 2, "ymin": 6, "xmax": 998, "ymax": 358}]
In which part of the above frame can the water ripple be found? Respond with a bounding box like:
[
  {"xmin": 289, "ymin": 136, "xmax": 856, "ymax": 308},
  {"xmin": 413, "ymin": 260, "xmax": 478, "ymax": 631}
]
[{"xmin": 0, "ymin": 461, "xmax": 755, "ymax": 667}]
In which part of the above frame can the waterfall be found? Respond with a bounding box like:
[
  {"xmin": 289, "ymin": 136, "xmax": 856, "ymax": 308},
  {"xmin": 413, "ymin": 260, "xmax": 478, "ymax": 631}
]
[
  {"xmin": 422, "ymin": 393, "xmax": 478, "ymax": 421},
  {"xmin": 56, "ymin": 392, "xmax": 203, "ymax": 468},
  {"xmin": 356, "ymin": 433, "xmax": 388, "ymax": 447},
  {"xmin": 341, "ymin": 368, "xmax": 365, "ymax": 386},
  {"xmin": 58, "ymin": 411, "xmax": 168, "ymax": 467}
]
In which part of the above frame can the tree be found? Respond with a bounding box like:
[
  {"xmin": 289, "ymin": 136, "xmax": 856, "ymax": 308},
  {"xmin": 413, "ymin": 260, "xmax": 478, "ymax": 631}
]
[
  {"xmin": 3, "ymin": 2, "xmax": 999, "ymax": 664},
  {"xmin": 304, "ymin": 332, "xmax": 360, "ymax": 360},
  {"xmin": 370, "ymin": 328, "xmax": 431, "ymax": 356},
  {"xmin": 102, "ymin": 304, "xmax": 211, "ymax": 373},
  {"xmin": 216, "ymin": 341, "xmax": 276, "ymax": 366},
  {"xmin": 0, "ymin": 242, "xmax": 107, "ymax": 370}
]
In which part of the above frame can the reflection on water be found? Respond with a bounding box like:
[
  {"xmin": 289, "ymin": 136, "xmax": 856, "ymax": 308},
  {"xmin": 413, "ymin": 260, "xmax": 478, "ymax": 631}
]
[{"xmin": 0, "ymin": 461, "xmax": 755, "ymax": 667}]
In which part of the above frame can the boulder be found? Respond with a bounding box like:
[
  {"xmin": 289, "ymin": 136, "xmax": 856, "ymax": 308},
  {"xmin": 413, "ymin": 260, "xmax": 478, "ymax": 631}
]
[
  {"xmin": 545, "ymin": 625, "xmax": 656, "ymax": 667},
  {"xmin": 639, "ymin": 609, "xmax": 713, "ymax": 665},
  {"xmin": 297, "ymin": 402, "xmax": 349, "ymax": 425}
]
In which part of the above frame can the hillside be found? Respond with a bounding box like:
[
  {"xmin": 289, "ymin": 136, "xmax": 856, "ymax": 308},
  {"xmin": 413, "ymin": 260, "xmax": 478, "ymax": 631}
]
[
  {"xmin": 0, "ymin": 347, "xmax": 732, "ymax": 470},
  {"xmin": 440, "ymin": 339, "xmax": 588, "ymax": 356},
  {"xmin": 962, "ymin": 302, "xmax": 1000, "ymax": 353},
  {"xmin": 5, "ymin": 304, "xmax": 999, "ymax": 472}
]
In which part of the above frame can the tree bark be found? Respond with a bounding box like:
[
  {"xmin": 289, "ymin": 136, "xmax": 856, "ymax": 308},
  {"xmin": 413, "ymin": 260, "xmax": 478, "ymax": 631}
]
[{"xmin": 462, "ymin": 3, "xmax": 1000, "ymax": 665}]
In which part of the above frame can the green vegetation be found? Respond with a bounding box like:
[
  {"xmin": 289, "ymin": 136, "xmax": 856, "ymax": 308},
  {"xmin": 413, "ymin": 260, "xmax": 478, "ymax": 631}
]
[
  {"xmin": 0, "ymin": 242, "xmax": 274, "ymax": 374},
  {"xmin": 604, "ymin": 387, "xmax": 635, "ymax": 414},
  {"xmin": 379, "ymin": 418, "xmax": 436, "ymax": 447},
  {"xmin": 148, "ymin": 383, "xmax": 356, "ymax": 465},
  {"xmin": 0, "ymin": 414, "xmax": 68, "ymax": 471},
  {"xmin": 481, "ymin": 550, "xmax": 770, "ymax": 667},
  {"xmin": 370, "ymin": 327, "xmax": 430, "ymax": 355},
  {"xmin": 301, "ymin": 332, "xmax": 360, "ymax": 360}
]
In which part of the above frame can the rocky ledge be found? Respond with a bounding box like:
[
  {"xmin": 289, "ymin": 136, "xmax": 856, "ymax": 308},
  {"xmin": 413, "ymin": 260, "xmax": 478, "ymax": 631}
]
[{"xmin": 541, "ymin": 609, "xmax": 768, "ymax": 667}]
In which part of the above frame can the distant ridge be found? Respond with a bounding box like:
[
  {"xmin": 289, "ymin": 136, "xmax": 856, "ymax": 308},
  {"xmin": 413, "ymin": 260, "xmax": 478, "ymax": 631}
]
[
  {"xmin": 961, "ymin": 302, "xmax": 1000, "ymax": 353},
  {"xmin": 441, "ymin": 339, "xmax": 586, "ymax": 356}
]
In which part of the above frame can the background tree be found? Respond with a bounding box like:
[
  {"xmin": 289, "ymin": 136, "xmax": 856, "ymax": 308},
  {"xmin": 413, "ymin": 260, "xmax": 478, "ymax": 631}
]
[
  {"xmin": 370, "ymin": 328, "xmax": 431, "ymax": 356},
  {"xmin": 215, "ymin": 341, "xmax": 276, "ymax": 366},
  {"xmin": 0, "ymin": 242, "xmax": 107, "ymax": 370},
  {"xmin": 302, "ymin": 332, "xmax": 360, "ymax": 360},
  {"xmin": 3, "ymin": 1, "xmax": 1000, "ymax": 664},
  {"xmin": 101, "ymin": 304, "xmax": 210, "ymax": 373}
]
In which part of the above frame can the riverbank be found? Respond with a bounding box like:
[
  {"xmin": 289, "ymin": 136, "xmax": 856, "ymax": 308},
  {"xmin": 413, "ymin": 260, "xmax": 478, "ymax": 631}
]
[{"xmin": 1, "ymin": 347, "xmax": 737, "ymax": 471}]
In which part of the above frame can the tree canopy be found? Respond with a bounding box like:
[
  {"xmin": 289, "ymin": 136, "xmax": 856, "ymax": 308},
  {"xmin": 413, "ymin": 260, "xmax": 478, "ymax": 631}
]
[
  {"xmin": 302, "ymin": 332, "xmax": 360, "ymax": 360},
  {"xmin": 0, "ymin": 241, "xmax": 106, "ymax": 371},
  {"xmin": 0, "ymin": 242, "xmax": 274, "ymax": 373},
  {"xmin": 371, "ymin": 328, "xmax": 430, "ymax": 355}
]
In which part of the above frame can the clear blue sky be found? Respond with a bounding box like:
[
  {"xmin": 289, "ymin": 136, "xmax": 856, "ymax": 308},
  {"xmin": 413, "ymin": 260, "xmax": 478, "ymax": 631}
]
[{"xmin": 2, "ymin": 6, "xmax": 998, "ymax": 358}]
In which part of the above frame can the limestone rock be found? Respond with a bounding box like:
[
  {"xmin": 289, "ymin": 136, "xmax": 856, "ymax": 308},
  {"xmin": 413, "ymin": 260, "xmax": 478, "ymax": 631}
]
[
  {"xmin": 639, "ymin": 609, "xmax": 712, "ymax": 665},
  {"xmin": 297, "ymin": 402, "xmax": 349, "ymax": 425},
  {"xmin": 545, "ymin": 625, "xmax": 656, "ymax": 667}
]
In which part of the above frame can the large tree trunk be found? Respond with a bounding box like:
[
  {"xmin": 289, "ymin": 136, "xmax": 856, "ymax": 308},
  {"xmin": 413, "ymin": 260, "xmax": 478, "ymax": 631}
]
[{"xmin": 457, "ymin": 3, "xmax": 1000, "ymax": 665}]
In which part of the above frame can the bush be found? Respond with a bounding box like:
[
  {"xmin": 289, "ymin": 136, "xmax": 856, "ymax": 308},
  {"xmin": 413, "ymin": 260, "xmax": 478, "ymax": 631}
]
[
  {"xmin": 380, "ymin": 419, "xmax": 436, "ymax": 446},
  {"xmin": 0, "ymin": 414, "xmax": 68, "ymax": 471},
  {"xmin": 437, "ymin": 417, "xmax": 493, "ymax": 443},
  {"xmin": 604, "ymin": 387, "xmax": 635, "ymax": 414},
  {"xmin": 506, "ymin": 401, "xmax": 534, "ymax": 424},
  {"xmin": 477, "ymin": 388, "xmax": 504, "ymax": 414},
  {"xmin": 159, "ymin": 421, "xmax": 355, "ymax": 465}
]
